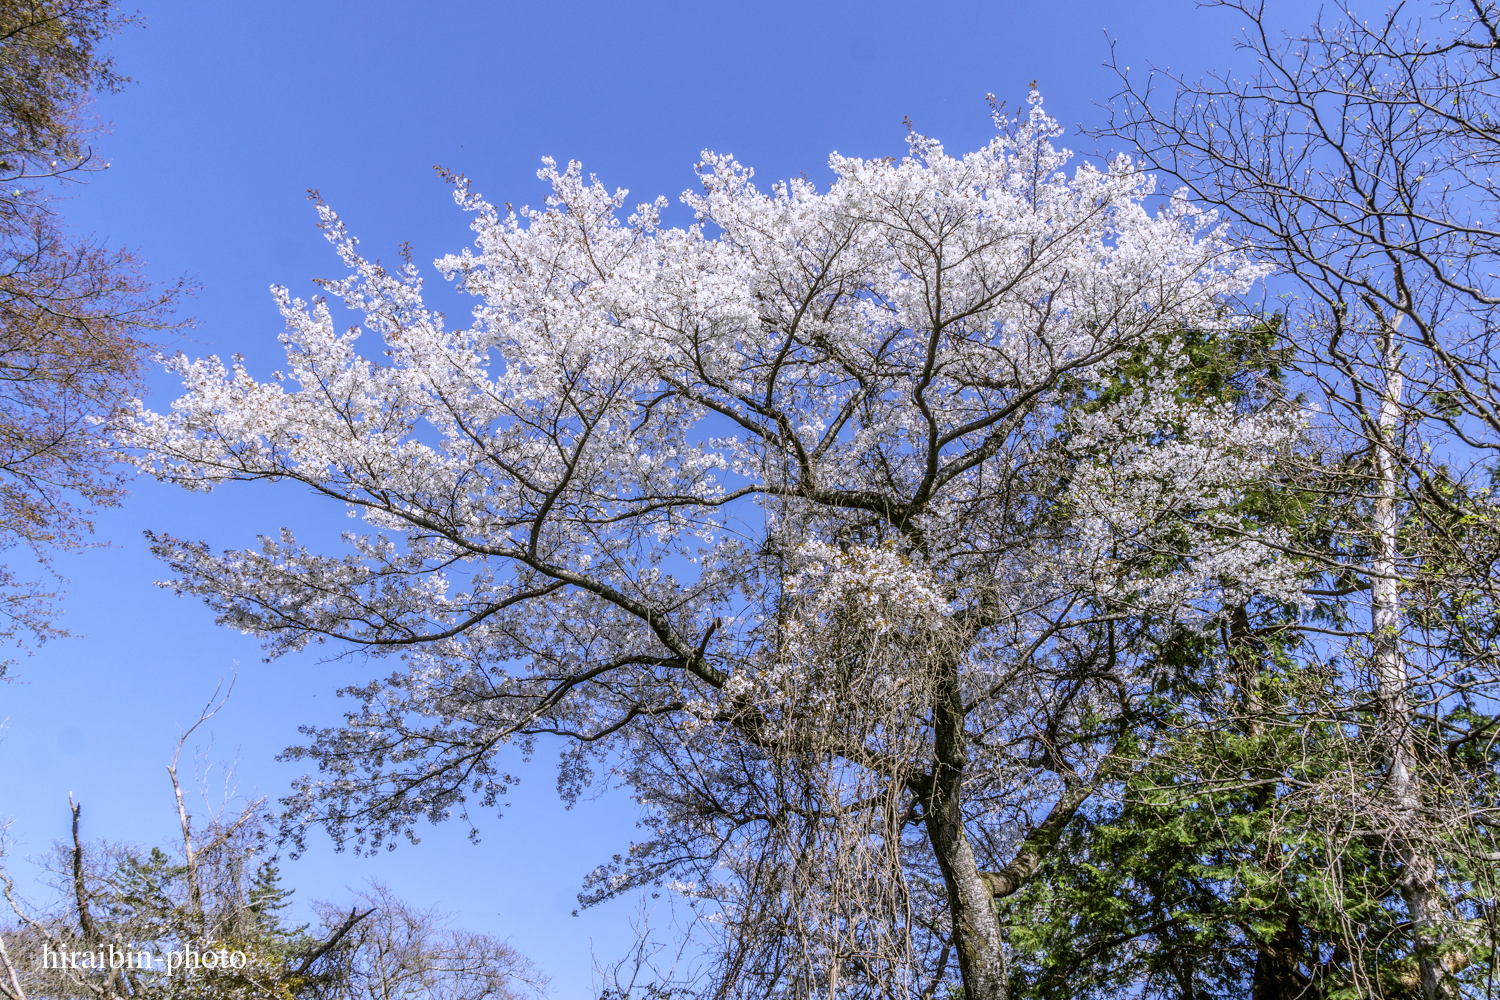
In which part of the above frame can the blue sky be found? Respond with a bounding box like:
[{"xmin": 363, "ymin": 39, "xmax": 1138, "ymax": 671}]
[{"xmin": 0, "ymin": 1, "xmax": 1325, "ymax": 994}]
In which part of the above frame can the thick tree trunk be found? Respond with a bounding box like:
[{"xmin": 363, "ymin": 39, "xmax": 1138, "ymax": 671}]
[
  {"xmin": 924, "ymin": 657, "xmax": 1008, "ymax": 1000},
  {"xmin": 1251, "ymin": 909, "xmax": 1319, "ymax": 1000},
  {"xmin": 1371, "ymin": 341, "xmax": 1443, "ymax": 1000}
]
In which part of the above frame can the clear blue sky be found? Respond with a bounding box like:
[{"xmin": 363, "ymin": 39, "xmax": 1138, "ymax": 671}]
[{"xmin": 0, "ymin": 1, "xmax": 1325, "ymax": 994}]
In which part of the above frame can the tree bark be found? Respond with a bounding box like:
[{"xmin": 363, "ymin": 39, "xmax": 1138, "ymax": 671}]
[
  {"xmin": 1371, "ymin": 336, "xmax": 1443, "ymax": 1000},
  {"xmin": 1251, "ymin": 908, "xmax": 1320, "ymax": 1000},
  {"xmin": 1229, "ymin": 606, "xmax": 1319, "ymax": 999},
  {"xmin": 923, "ymin": 657, "xmax": 1008, "ymax": 1000}
]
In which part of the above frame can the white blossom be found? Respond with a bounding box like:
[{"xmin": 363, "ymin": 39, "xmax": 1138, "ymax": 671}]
[{"xmin": 122, "ymin": 97, "xmax": 1305, "ymax": 996}]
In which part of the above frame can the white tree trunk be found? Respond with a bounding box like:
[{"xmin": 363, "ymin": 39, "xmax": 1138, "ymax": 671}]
[{"xmin": 1371, "ymin": 338, "xmax": 1442, "ymax": 999}]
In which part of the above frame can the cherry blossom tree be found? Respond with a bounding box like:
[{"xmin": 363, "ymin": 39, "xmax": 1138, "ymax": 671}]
[{"xmin": 123, "ymin": 96, "xmax": 1302, "ymax": 1000}]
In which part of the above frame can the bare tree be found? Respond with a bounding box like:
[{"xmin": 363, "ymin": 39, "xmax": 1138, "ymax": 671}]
[
  {"xmin": 314, "ymin": 884, "xmax": 545, "ymax": 1000},
  {"xmin": 0, "ymin": 687, "xmax": 544, "ymax": 1000},
  {"xmin": 1097, "ymin": 3, "xmax": 1500, "ymax": 996},
  {"xmin": 0, "ymin": 0, "xmax": 183, "ymax": 669}
]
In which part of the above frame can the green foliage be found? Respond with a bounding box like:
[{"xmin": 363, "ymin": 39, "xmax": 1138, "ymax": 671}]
[{"xmin": 999, "ymin": 316, "xmax": 1500, "ymax": 998}]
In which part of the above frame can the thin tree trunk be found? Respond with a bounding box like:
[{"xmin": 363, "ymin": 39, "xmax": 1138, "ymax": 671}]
[
  {"xmin": 1230, "ymin": 606, "xmax": 1319, "ymax": 999},
  {"xmin": 923, "ymin": 657, "xmax": 1007, "ymax": 1000},
  {"xmin": 168, "ymin": 760, "xmax": 207, "ymax": 938},
  {"xmin": 69, "ymin": 800, "xmax": 128, "ymax": 999},
  {"xmin": 1371, "ymin": 337, "xmax": 1443, "ymax": 1000}
]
